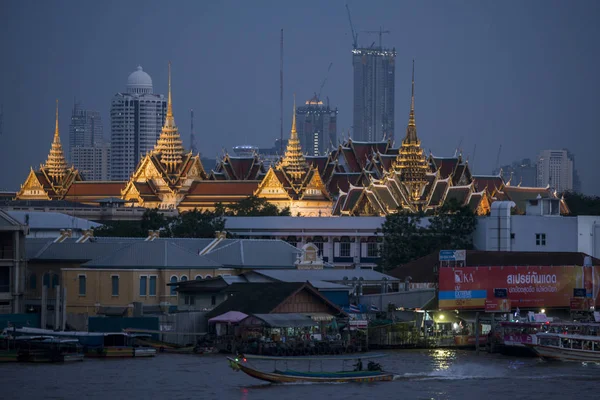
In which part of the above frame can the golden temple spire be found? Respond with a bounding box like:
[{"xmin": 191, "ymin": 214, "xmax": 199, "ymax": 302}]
[
  {"xmin": 280, "ymin": 95, "xmax": 307, "ymax": 180},
  {"xmin": 408, "ymin": 59, "xmax": 416, "ymax": 128},
  {"xmin": 44, "ymin": 99, "xmax": 69, "ymax": 181},
  {"xmin": 155, "ymin": 62, "xmax": 184, "ymax": 172}
]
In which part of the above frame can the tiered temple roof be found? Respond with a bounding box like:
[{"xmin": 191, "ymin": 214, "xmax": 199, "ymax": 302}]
[{"xmin": 16, "ymin": 101, "xmax": 81, "ymax": 200}]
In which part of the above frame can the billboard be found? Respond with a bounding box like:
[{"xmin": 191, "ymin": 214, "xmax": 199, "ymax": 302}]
[
  {"xmin": 438, "ymin": 266, "xmax": 600, "ymax": 310},
  {"xmin": 485, "ymin": 298, "xmax": 511, "ymax": 313}
]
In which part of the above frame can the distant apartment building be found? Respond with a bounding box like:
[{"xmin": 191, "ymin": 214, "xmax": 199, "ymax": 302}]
[
  {"xmin": 110, "ymin": 66, "xmax": 166, "ymax": 181},
  {"xmin": 352, "ymin": 46, "xmax": 396, "ymax": 142},
  {"xmin": 68, "ymin": 102, "xmax": 110, "ymax": 180},
  {"xmin": 70, "ymin": 144, "xmax": 111, "ymax": 181},
  {"xmin": 536, "ymin": 149, "xmax": 574, "ymax": 194},
  {"xmin": 295, "ymin": 95, "xmax": 337, "ymax": 156},
  {"xmin": 494, "ymin": 158, "xmax": 537, "ymax": 187}
]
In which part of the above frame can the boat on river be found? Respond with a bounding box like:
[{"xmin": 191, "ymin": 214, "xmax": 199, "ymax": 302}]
[
  {"xmin": 227, "ymin": 353, "xmax": 396, "ymax": 383},
  {"xmin": 2, "ymin": 327, "xmax": 156, "ymax": 358},
  {"xmin": 526, "ymin": 332, "xmax": 600, "ymax": 362}
]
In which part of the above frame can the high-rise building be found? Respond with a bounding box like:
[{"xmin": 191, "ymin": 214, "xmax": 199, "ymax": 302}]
[
  {"xmin": 295, "ymin": 95, "xmax": 337, "ymax": 156},
  {"xmin": 352, "ymin": 46, "xmax": 396, "ymax": 142},
  {"xmin": 68, "ymin": 102, "xmax": 110, "ymax": 180},
  {"xmin": 69, "ymin": 101, "xmax": 104, "ymax": 149},
  {"xmin": 70, "ymin": 144, "xmax": 111, "ymax": 181},
  {"xmin": 536, "ymin": 149, "xmax": 574, "ymax": 194},
  {"xmin": 110, "ymin": 66, "xmax": 166, "ymax": 181}
]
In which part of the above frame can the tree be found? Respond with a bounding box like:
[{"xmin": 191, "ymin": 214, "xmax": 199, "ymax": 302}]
[
  {"xmin": 94, "ymin": 208, "xmax": 168, "ymax": 237},
  {"xmin": 378, "ymin": 200, "xmax": 478, "ymax": 272},
  {"xmin": 428, "ymin": 199, "xmax": 478, "ymax": 250},
  {"xmin": 563, "ymin": 191, "xmax": 600, "ymax": 216},
  {"xmin": 225, "ymin": 195, "xmax": 291, "ymax": 216},
  {"xmin": 378, "ymin": 212, "xmax": 435, "ymax": 271},
  {"xmin": 169, "ymin": 209, "xmax": 224, "ymax": 238}
]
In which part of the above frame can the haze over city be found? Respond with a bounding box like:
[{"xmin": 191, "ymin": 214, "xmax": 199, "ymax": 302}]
[{"xmin": 0, "ymin": 0, "xmax": 598, "ymax": 193}]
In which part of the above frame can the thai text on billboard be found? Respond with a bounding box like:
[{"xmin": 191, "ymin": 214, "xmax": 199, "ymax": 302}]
[{"xmin": 438, "ymin": 266, "xmax": 600, "ymax": 310}]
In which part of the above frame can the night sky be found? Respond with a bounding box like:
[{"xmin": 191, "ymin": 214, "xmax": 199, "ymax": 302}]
[{"xmin": 1, "ymin": 0, "xmax": 598, "ymax": 193}]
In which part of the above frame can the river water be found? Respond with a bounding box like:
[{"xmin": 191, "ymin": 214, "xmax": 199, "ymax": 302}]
[{"xmin": 2, "ymin": 349, "xmax": 599, "ymax": 400}]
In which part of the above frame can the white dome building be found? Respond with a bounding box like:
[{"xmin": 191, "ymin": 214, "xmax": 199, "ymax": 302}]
[{"xmin": 126, "ymin": 66, "xmax": 153, "ymax": 94}]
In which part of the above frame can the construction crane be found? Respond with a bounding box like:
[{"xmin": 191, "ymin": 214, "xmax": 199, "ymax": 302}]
[
  {"xmin": 362, "ymin": 27, "xmax": 390, "ymax": 48},
  {"xmin": 317, "ymin": 62, "xmax": 333, "ymax": 100},
  {"xmin": 495, "ymin": 144, "xmax": 502, "ymax": 172},
  {"xmin": 345, "ymin": 4, "xmax": 358, "ymax": 49}
]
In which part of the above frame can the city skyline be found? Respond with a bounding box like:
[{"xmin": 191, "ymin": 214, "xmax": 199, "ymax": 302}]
[{"xmin": 0, "ymin": 1, "xmax": 599, "ymax": 194}]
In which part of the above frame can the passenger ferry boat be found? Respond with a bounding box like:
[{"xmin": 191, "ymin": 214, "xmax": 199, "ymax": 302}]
[{"xmin": 527, "ymin": 332, "xmax": 600, "ymax": 362}]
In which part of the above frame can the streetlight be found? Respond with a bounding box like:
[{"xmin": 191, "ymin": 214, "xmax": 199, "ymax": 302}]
[{"xmin": 541, "ymin": 309, "xmax": 546, "ymax": 314}]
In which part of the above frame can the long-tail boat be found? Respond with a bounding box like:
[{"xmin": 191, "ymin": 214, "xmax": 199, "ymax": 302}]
[{"xmin": 227, "ymin": 353, "xmax": 396, "ymax": 383}]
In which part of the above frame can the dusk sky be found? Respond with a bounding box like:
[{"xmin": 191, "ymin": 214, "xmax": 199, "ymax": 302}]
[{"xmin": 1, "ymin": 0, "xmax": 598, "ymax": 193}]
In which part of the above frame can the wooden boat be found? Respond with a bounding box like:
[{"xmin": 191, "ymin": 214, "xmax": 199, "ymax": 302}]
[
  {"xmin": 227, "ymin": 354, "xmax": 396, "ymax": 383},
  {"xmin": 526, "ymin": 332, "xmax": 600, "ymax": 362},
  {"xmin": 0, "ymin": 334, "xmax": 21, "ymax": 362},
  {"xmin": 3, "ymin": 327, "xmax": 156, "ymax": 358}
]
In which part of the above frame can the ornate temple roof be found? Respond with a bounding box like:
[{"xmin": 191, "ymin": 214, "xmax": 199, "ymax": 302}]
[
  {"xmin": 154, "ymin": 62, "xmax": 185, "ymax": 172},
  {"xmin": 44, "ymin": 100, "xmax": 69, "ymax": 181},
  {"xmin": 279, "ymin": 98, "xmax": 307, "ymax": 180}
]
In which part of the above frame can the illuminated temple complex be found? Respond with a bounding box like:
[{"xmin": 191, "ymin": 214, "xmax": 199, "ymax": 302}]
[{"xmin": 14, "ymin": 65, "xmax": 568, "ymax": 216}]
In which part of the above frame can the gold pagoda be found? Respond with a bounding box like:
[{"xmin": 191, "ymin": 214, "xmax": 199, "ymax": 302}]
[
  {"xmin": 254, "ymin": 97, "xmax": 332, "ymax": 216},
  {"xmin": 16, "ymin": 100, "xmax": 81, "ymax": 200}
]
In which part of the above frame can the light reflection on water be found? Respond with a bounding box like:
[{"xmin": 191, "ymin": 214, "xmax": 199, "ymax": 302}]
[{"xmin": 2, "ymin": 350, "xmax": 600, "ymax": 400}]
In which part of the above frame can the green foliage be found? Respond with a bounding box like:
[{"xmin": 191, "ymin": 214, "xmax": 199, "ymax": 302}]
[
  {"xmin": 168, "ymin": 209, "xmax": 225, "ymax": 238},
  {"xmin": 93, "ymin": 195, "xmax": 288, "ymax": 238},
  {"xmin": 563, "ymin": 191, "xmax": 600, "ymax": 216},
  {"xmin": 378, "ymin": 201, "xmax": 477, "ymax": 272},
  {"xmin": 226, "ymin": 195, "xmax": 291, "ymax": 216}
]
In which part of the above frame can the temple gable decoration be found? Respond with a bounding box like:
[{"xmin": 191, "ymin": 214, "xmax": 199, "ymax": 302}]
[
  {"xmin": 15, "ymin": 100, "xmax": 81, "ymax": 200},
  {"xmin": 121, "ymin": 63, "xmax": 207, "ymax": 208}
]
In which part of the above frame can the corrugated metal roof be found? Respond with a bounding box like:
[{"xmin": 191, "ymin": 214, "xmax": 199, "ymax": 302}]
[
  {"xmin": 6, "ymin": 211, "xmax": 101, "ymax": 230},
  {"xmin": 203, "ymin": 239, "xmax": 300, "ymax": 268},
  {"xmin": 33, "ymin": 241, "xmax": 131, "ymax": 261},
  {"xmin": 252, "ymin": 269, "xmax": 399, "ymax": 282},
  {"xmin": 83, "ymin": 241, "xmax": 222, "ymax": 269}
]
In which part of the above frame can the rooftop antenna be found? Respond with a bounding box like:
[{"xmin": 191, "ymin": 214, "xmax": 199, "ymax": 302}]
[
  {"xmin": 280, "ymin": 28, "xmax": 284, "ymax": 155},
  {"xmin": 190, "ymin": 109, "xmax": 197, "ymax": 154},
  {"xmin": 345, "ymin": 4, "xmax": 358, "ymax": 49}
]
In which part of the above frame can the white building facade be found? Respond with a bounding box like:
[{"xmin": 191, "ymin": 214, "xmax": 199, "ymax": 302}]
[
  {"xmin": 536, "ymin": 149, "xmax": 574, "ymax": 194},
  {"xmin": 110, "ymin": 66, "xmax": 166, "ymax": 181},
  {"xmin": 474, "ymin": 200, "xmax": 600, "ymax": 257}
]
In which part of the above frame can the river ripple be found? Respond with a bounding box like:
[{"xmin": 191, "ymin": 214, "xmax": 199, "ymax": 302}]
[{"xmin": 1, "ymin": 349, "xmax": 599, "ymax": 400}]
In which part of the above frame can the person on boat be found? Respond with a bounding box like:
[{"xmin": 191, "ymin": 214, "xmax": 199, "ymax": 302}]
[{"xmin": 354, "ymin": 359, "xmax": 363, "ymax": 371}]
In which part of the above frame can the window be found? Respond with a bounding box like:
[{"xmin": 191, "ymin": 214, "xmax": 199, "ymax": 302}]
[
  {"xmin": 314, "ymin": 242, "xmax": 324, "ymax": 256},
  {"xmin": 111, "ymin": 276, "xmax": 119, "ymax": 296},
  {"xmin": 43, "ymin": 273, "xmax": 50, "ymax": 287},
  {"xmin": 367, "ymin": 242, "xmax": 379, "ymax": 258},
  {"xmin": 340, "ymin": 242, "xmax": 351, "ymax": 257},
  {"xmin": 149, "ymin": 276, "xmax": 157, "ymax": 296},
  {"xmin": 536, "ymin": 233, "xmax": 546, "ymax": 246},
  {"xmin": 51, "ymin": 274, "xmax": 59, "ymax": 289},
  {"xmin": 78, "ymin": 275, "xmax": 86, "ymax": 296},
  {"xmin": 184, "ymin": 295, "xmax": 195, "ymax": 305},
  {"xmin": 140, "ymin": 276, "xmax": 147, "ymax": 296},
  {"xmin": 180, "ymin": 275, "xmax": 188, "ymax": 282},
  {"xmin": 29, "ymin": 274, "xmax": 37, "ymax": 290},
  {"xmin": 205, "ymin": 275, "xmax": 212, "ymax": 280},
  {"xmin": 211, "ymin": 295, "xmax": 216, "ymax": 306},
  {"xmin": 195, "ymin": 275, "xmax": 202, "ymax": 280},
  {"xmin": 170, "ymin": 276, "xmax": 177, "ymax": 296}
]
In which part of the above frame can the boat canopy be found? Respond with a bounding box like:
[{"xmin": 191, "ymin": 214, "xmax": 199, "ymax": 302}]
[{"xmin": 209, "ymin": 311, "xmax": 249, "ymax": 324}]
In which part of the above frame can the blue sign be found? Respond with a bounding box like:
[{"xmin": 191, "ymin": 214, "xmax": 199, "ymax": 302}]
[
  {"xmin": 494, "ymin": 288, "xmax": 508, "ymax": 298},
  {"xmin": 439, "ymin": 250, "xmax": 466, "ymax": 262},
  {"xmin": 573, "ymin": 288, "xmax": 586, "ymax": 298}
]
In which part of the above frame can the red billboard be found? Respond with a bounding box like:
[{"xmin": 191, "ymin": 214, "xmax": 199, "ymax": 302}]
[{"xmin": 438, "ymin": 266, "xmax": 600, "ymax": 310}]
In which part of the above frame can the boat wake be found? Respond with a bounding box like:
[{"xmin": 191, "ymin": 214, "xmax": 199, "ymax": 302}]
[{"xmin": 395, "ymin": 363, "xmax": 517, "ymax": 381}]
